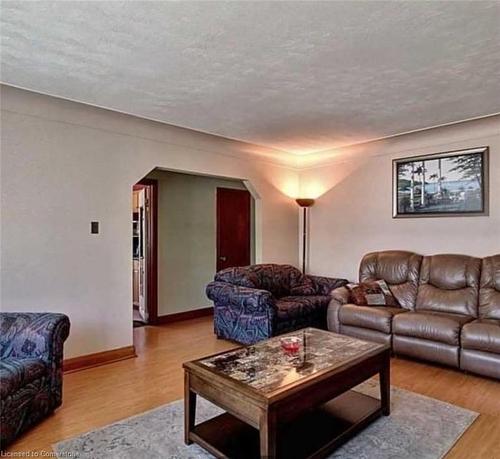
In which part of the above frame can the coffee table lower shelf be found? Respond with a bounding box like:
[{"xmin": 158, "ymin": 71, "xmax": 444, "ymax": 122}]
[{"xmin": 189, "ymin": 390, "xmax": 382, "ymax": 459}]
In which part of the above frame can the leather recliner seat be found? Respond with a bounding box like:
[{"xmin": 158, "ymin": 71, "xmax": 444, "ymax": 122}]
[
  {"xmin": 460, "ymin": 255, "xmax": 500, "ymax": 378},
  {"xmin": 328, "ymin": 250, "xmax": 422, "ymax": 345},
  {"xmin": 393, "ymin": 254, "xmax": 480, "ymax": 368}
]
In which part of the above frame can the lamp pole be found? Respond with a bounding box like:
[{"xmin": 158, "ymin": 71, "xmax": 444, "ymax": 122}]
[{"xmin": 295, "ymin": 198, "xmax": 315, "ymax": 273}]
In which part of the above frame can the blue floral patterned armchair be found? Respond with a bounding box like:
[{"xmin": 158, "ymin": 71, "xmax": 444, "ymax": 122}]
[
  {"xmin": 206, "ymin": 264, "xmax": 347, "ymax": 344},
  {"xmin": 0, "ymin": 313, "xmax": 70, "ymax": 449}
]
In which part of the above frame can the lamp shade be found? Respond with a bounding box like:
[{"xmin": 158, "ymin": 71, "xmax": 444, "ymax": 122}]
[{"xmin": 295, "ymin": 198, "xmax": 315, "ymax": 208}]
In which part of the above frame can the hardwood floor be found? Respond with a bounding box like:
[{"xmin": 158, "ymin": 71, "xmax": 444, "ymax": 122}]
[{"xmin": 7, "ymin": 317, "xmax": 500, "ymax": 458}]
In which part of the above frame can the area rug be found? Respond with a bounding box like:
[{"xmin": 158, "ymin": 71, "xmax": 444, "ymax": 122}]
[{"xmin": 53, "ymin": 380, "xmax": 478, "ymax": 459}]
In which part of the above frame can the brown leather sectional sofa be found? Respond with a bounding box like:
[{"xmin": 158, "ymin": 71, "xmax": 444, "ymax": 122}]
[{"xmin": 328, "ymin": 251, "xmax": 500, "ymax": 379}]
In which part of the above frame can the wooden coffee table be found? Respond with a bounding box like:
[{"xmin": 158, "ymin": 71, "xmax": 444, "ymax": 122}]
[{"xmin": 183, "ymin": 328, "xmax": 390, "ymax": 459}]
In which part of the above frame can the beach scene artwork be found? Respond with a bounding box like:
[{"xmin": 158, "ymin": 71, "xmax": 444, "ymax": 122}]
[{"xmin": 394, "ymin": 147, "xmax": 487, "ymax": 217}]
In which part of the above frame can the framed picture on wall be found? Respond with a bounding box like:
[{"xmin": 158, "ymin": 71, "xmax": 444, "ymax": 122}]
[{"xmin": 393, "ymin": 146, "xmax": 489, "ymax": 218}]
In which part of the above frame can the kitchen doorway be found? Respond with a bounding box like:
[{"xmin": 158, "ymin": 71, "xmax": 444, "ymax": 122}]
[{"xmin": 132, "ymin": 179, "xmax": 158, "ymax": 326}]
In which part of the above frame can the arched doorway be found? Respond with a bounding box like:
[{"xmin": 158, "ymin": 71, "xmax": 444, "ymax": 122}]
[{"xmin": 131, "ymin": 167, "xmax": 257, "ymax": 330}]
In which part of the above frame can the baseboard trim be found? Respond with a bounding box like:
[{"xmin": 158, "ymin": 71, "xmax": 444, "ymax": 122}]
[
  {"xmin": 155, "ymin": 307, "xmax": 213, "ymax": 325},
  {"xmin": 64, "ymin": 345, "xmax": 137, "ymax": 373}
]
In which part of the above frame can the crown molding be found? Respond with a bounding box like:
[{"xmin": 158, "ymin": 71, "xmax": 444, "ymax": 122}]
[
  {"xmin": 2, "ymin": 83, "xmax": 498, "ymax": 172},
  {"xmin": 297, "ymin": 113, "xmax": 500, "ymax": 170},
  {"xmin": 0, "ymin": 83, "xmax": 296, "ymax": 170}
]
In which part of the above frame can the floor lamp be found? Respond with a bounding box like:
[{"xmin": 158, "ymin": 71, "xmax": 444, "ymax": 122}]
[{"xmin": 295, "ymin": 198, "xmax": 315, "ymax": 273}]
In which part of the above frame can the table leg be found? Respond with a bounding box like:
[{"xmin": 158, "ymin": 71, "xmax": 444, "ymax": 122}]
[
  {"xmin": 184, "ymin": 372, "xmax": 197, "ymax": 445},
  {"xmin": 380, "ymin": 355, "xmax": 391, "ymax": 416},
  {"xmin": 259, "ymin": 410, "xmax": 277, "ymax": 459}
]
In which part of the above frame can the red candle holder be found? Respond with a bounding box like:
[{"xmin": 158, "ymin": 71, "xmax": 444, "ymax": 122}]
[{"xmin": 280, "ymin": 336, "xmax": 302, "ymax": 354}]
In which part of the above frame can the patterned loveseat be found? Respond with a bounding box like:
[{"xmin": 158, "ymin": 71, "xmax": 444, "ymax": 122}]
[
  {"xmin": 206, "ymin": 264, "xmax": 347, "ymax": 344},
  {"xmin": 0, "ymin": 313, "xmax": 70, "ymax": 449}
]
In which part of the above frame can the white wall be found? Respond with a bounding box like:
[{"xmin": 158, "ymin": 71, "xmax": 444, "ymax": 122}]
[
  {"xmin": 0, "ymin": 86, "xmax": 299, "ymax": 358},
  {"xmin": 146, "ymin": 170, "xmax": 253, "ymax": 316},
  {"xmin": 2, "ymin": 84, "xmax": 498, "ymax": 358},
  {"xmin": 300, "ymin": 116, "xmax": 500, "ymax": 281}
]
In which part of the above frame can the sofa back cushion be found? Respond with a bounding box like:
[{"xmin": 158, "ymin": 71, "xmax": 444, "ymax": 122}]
[
  {"xmin": 479, "ymin": 255, "xmax": 500, "ymax": 320},
  {"xmin": 416, "ymin": 254, "xmax": 481, "ymax": 317},
  {"xmin": 359, "ymin": 251, "xmax": 422, "ymax": 310},
  {"xmin": 215, "ymin": 266, "xmax": 258, "ymax": 289},
  {"xmin": 215, "ymin": 264, "xmax": 306, "ymax": 298}
]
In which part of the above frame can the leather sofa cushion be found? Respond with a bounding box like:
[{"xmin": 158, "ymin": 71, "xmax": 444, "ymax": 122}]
[
  {"xmin": 0, "ymin": 358, "xmax": 48, "ymax": 398},
  {"xmin": 339, "ymin": 305, "xmax": 406, "ymax": 333},
  {"xmin": 461, "ymin": 319, "xmax": 500, "ymax": 353},
  {"xmin": 359, "ymin": 251, "xmax": 422, "ymax": 310},
  {"xmin": 479, "ymin": 255, "xmax": 500, "ymax": 320},
  {"xmin": 417, "ymin": 254, "xmax": 481, "ymax": 317},
  {"xmin": 276, "ymin": 295, "xmax": 329, "ymax": 320},
  {"xmin": 417, "ymin": 285, "xmax": 478, "ymax": 318},
  {"xmin": 393, "ymin": 311, "xmax": 472, "ymax": 345}
]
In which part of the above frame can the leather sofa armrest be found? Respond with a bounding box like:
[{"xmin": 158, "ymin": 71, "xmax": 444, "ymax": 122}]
[
  {"xmin": 331, "ymin": 286, "xmax": 350, "ymax": 304},
  {"xmin": 327, "ymin": 286, "xmax": 350, "ymax": 332}
]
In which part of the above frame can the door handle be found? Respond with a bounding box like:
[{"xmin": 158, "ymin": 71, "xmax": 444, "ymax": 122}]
[{"xmin": 219, "ymin": 256, "xmax": 227, "ymax": 261}]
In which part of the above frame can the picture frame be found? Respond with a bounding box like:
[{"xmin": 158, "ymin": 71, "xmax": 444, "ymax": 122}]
[{"xmin": 393, "ymin": 146, "xmax": 489, "ymax": 218}]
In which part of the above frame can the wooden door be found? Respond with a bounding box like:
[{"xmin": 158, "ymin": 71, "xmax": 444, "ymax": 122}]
[{"xmin": 216, "ymin": 188, "xmax": 251, "ymax": 271}]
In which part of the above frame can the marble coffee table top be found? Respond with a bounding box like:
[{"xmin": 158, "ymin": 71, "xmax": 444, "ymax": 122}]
[{"xmin": 199, "ymin": 328, "xmax": 384, "ymax": 395}]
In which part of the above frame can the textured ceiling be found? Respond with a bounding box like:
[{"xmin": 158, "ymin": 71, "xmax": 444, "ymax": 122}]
[{"xmin": 1, "ymin": 1, "xmax": 499, "ymax": 155}]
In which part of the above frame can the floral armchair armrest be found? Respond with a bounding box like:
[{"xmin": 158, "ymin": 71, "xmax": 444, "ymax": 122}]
[
  {"xmin": 206, "ymin": 282, "xmax": 276, "ymax": 318},
  {"xmin": 0, "ymin": 312, "xmax": 70, "ymax": 408}
]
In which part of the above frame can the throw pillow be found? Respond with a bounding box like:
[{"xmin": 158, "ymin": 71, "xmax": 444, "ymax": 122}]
[{"xmin": 346, "ymin": 280, "xmax": 399, "ymax": 306}]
